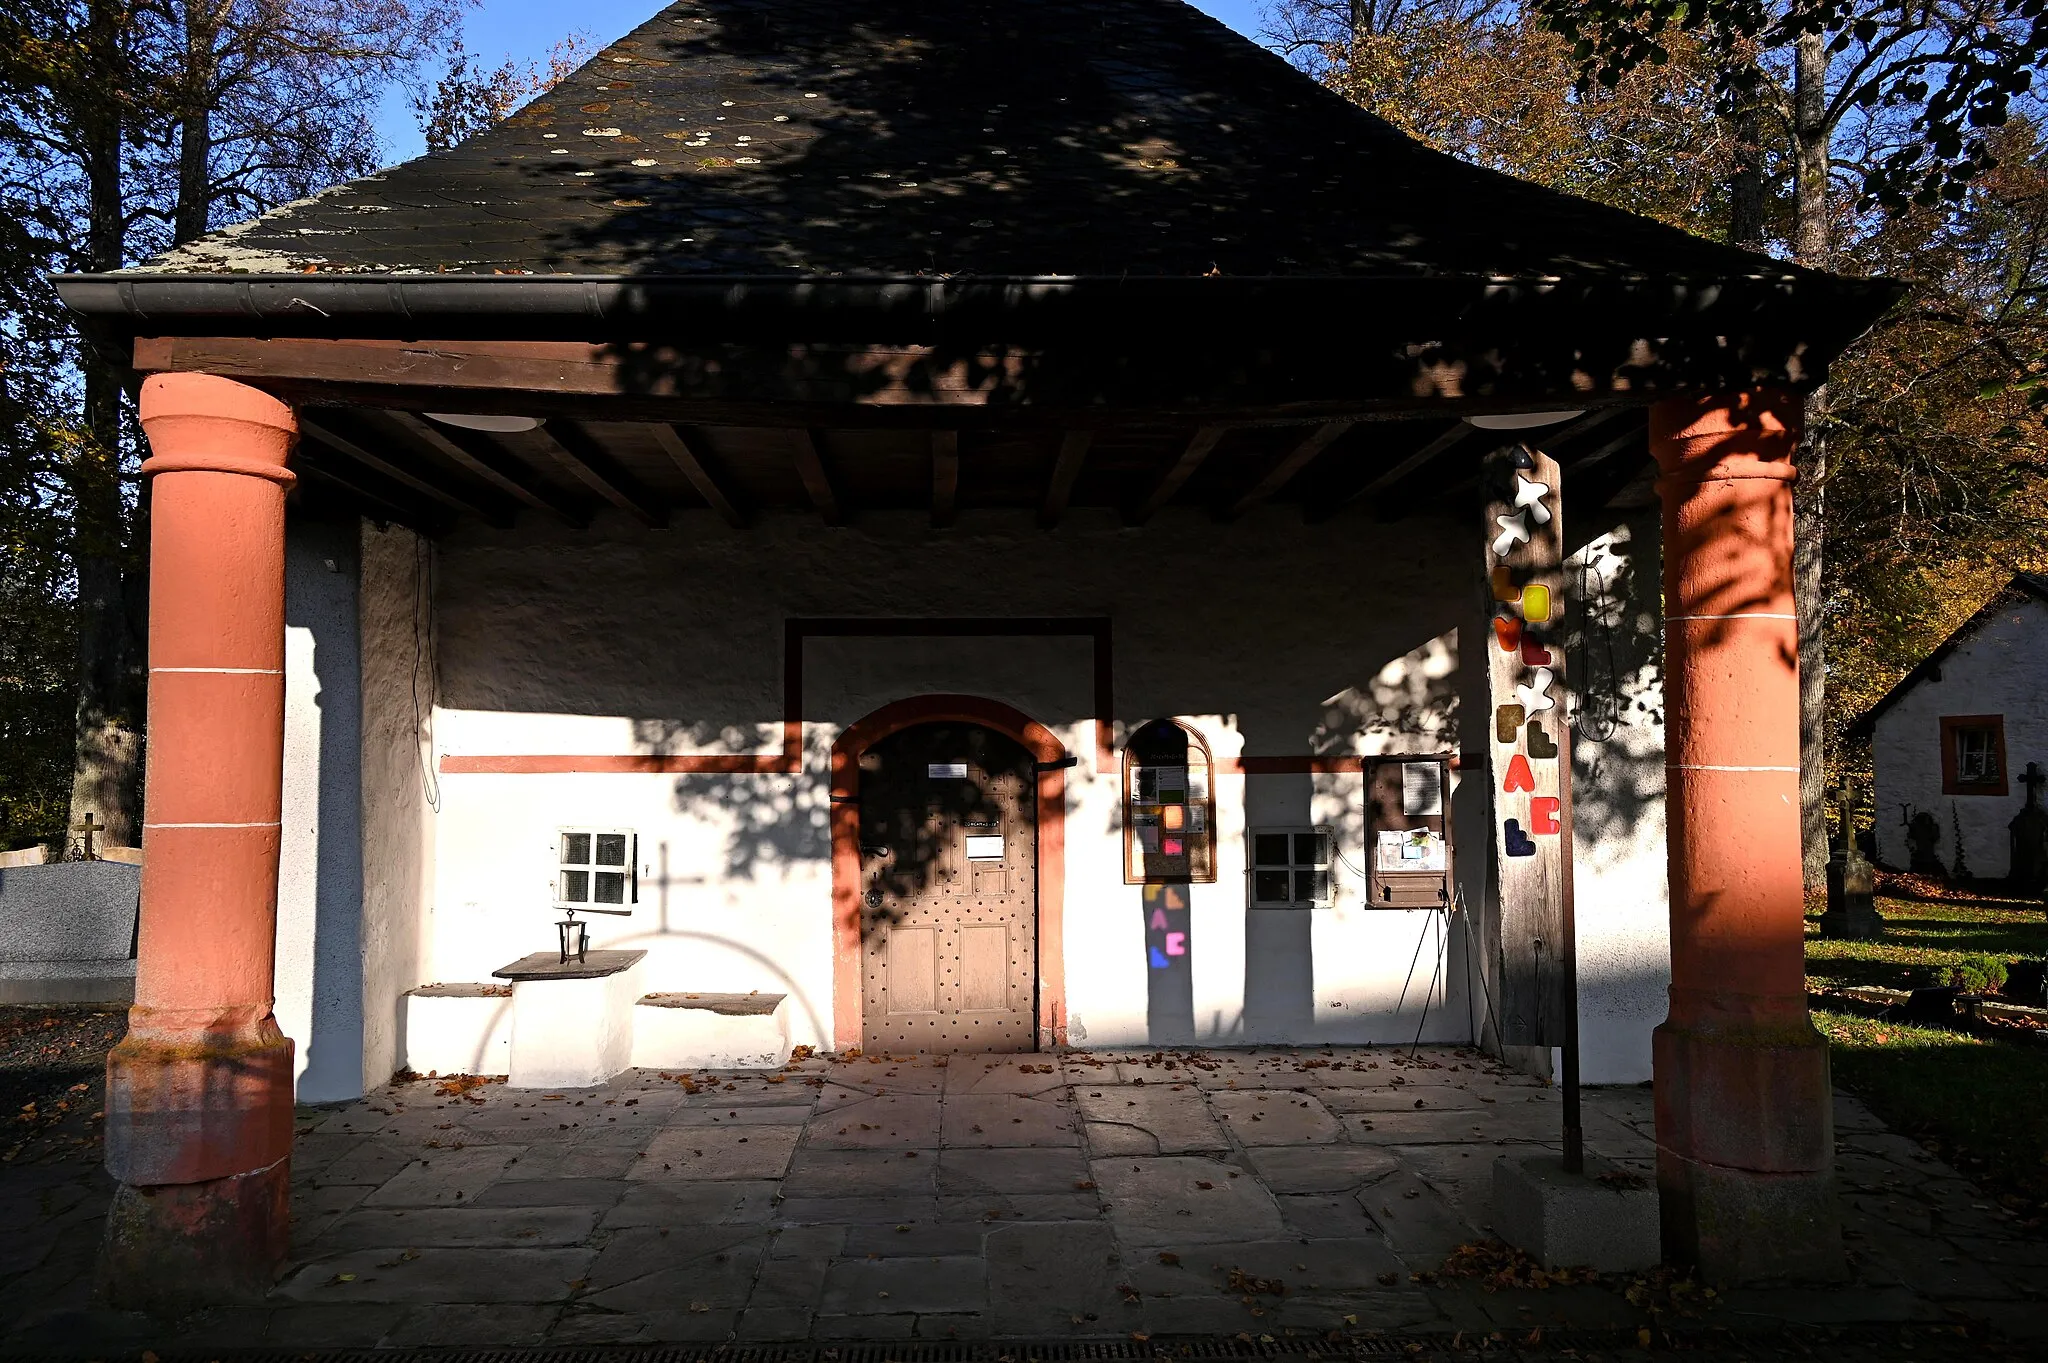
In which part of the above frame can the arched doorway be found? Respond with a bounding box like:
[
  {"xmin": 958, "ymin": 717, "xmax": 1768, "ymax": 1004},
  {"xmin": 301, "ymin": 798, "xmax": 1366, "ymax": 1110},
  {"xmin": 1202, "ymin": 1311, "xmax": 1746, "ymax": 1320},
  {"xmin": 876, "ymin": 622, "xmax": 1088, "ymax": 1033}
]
[{"xmin": 831, "ymin": 696, "xmax": 1067, "ymax": 1053}]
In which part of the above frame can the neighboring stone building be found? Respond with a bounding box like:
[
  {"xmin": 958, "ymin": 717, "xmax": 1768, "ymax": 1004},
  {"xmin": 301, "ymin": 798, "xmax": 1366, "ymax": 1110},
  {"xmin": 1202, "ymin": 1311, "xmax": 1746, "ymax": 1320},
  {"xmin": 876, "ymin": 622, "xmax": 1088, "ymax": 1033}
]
[{"xmin": 1850, "ymin": 573, "xmax": 2048, "ymax": 880}]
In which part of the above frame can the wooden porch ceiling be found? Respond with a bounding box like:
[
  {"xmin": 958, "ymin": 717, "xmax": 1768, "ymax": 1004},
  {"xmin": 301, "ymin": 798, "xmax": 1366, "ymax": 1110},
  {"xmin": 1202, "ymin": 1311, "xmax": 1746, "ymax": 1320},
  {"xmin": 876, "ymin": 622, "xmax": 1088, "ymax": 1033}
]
[{"xmin": 289, "ymin": 405, "xmax": 1653, "ymax": 536}]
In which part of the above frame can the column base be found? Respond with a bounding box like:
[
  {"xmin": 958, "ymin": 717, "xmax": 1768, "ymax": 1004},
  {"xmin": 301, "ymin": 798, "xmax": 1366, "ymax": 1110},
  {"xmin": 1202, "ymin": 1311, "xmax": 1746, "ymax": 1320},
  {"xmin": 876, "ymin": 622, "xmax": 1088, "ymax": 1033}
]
[
  {"xmin": 105, "ymin": 1010, "xmax": 294, "ymax": 1185},
  {"xmin": 100, "ymin": 1010, "xmax": 295, "ymax": 1311},
  {"xmin": 100, "ymin": 1157, "xmax": 291, "ymax": 1312},
  {"xmin": 1654, "ymin": 1015, "xmax": 1844, "ymax": 1282},
  {"xmin": 1657, "ymin": 1148, "xmax": 1845, "ymax": 1283}
]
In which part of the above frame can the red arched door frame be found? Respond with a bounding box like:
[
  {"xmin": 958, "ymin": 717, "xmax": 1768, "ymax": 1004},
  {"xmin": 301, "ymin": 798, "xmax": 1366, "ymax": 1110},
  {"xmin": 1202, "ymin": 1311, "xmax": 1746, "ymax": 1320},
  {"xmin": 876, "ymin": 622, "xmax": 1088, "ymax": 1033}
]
[{"xmin": 831, "ymin": 695, "xmax": 1068, "ymax": 1052}]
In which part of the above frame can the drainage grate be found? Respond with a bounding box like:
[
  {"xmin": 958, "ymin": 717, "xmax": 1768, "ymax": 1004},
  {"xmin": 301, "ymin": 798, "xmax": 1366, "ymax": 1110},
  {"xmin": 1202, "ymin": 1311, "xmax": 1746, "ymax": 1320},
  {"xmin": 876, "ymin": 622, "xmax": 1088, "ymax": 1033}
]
[{"xmin": 5, "ymin": 1324, "xmax": 1988, "ymax": 1363}]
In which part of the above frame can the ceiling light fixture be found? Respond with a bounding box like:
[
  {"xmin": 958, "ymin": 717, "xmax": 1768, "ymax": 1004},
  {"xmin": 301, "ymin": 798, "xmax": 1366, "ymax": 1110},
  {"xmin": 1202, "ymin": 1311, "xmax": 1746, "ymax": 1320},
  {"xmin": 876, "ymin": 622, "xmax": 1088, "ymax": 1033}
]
[
  {"xmin": 423, "ymin": 413, "xmax": 545, "ymax": 433},
  {"xmin": 1465, "ymin": 410, "xmax": 1585, "ymax": 431}
]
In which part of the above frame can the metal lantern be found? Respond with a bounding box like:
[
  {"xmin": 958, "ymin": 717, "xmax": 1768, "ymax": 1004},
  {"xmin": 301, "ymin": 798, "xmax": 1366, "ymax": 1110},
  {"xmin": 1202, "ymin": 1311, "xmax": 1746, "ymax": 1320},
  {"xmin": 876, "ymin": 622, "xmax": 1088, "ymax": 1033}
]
[{"xmin": 556, "ymin": 910, "xmax": 588, "ymax": 965}]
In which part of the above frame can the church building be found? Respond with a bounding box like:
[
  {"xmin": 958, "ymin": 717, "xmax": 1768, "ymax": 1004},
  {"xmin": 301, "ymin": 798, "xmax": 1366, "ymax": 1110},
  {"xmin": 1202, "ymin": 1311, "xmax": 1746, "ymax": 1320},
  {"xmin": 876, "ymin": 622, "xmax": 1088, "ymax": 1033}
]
[{"xmin": 56, "ymin": 0, "xmax": 1895, "ymax": 1304}]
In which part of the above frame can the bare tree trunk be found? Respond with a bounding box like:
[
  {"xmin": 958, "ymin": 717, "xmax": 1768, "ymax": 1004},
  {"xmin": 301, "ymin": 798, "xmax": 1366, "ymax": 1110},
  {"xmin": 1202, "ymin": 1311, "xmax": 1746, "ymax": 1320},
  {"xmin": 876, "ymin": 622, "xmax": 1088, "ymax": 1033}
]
[
  {"xmin": 65, "ymin": 0, "xmax": 143, "ymax": 852},
  {"xmin": 174, "ymin": 1, "xmax": 219, "ymax": 244},
  {"xmin": 1792, "ymin": 26, "xmax": 1832, "ymax": 891},
  {"xmin": 1730, "ymin": 101, "xmax": 1766, "ymax": 248}
]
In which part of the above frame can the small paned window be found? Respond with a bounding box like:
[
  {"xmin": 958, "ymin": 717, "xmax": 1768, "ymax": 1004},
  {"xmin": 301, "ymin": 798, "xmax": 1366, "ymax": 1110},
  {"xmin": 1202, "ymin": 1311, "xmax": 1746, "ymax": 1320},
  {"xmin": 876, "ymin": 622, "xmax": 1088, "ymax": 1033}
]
[
  {"xmin": 1123, "ymin": 719, "xmax": 1217, "ymax": 883},
  {"xmin": 1940, "ymin": 715, "xmax": 2008, "ymax": 796},
  {"xmin": 1248, "ymin": 828, "xmax": 1335, "ymax": 908},
  {"xmin": 556, "ymin": 829, "xmax": 639, "ymax": 912},
  {"xmin": 1958, "ymin": 729, "xmax": 1998, "ymax": 783}
]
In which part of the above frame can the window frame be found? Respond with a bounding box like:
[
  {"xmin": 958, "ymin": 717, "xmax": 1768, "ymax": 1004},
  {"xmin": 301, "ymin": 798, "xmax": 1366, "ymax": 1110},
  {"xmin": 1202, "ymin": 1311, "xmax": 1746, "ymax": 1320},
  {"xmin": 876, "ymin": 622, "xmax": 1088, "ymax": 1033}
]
[
  {"xmin": 554, "ymin": 827, "xmax": 640, "ymax": 914},
  {"xmin": 1246, "ymin": 825, "xmax": 1337, "ymax": 909},
  {"xmin": 1939, "ymin": 714, "xmax": 2008, "ymax": 797}
]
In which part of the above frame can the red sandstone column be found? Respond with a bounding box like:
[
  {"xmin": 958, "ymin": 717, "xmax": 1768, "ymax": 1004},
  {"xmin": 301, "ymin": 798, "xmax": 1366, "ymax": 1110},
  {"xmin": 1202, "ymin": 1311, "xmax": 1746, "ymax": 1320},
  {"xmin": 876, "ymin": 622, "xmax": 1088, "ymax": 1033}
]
[
  {"xmin": 1650, "ymin": 390, "xmax": 1842, "ymax": 1283},
  {"xmin": 101, "ymin": 373, "xmax": 298, "ymax": 1310}
]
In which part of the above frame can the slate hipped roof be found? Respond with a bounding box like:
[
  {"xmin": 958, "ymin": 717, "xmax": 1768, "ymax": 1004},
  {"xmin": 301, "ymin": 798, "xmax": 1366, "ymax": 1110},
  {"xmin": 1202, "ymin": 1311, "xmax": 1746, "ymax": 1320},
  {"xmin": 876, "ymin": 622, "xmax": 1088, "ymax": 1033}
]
[
  {"xmin": 1846, "ymin": 574, "xmax": 2048, "ymax": 739},
  {"xmin": 148, "ymin": 0, "xmax": 1847, "ymax": 284}
]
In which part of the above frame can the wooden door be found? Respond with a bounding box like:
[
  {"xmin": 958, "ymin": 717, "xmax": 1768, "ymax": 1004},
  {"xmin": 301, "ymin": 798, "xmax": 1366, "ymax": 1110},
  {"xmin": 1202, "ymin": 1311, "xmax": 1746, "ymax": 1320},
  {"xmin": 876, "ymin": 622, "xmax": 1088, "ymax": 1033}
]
[{"xmin": 858, "ymin": 722, "xmax": 1037, "ymax": 1052}]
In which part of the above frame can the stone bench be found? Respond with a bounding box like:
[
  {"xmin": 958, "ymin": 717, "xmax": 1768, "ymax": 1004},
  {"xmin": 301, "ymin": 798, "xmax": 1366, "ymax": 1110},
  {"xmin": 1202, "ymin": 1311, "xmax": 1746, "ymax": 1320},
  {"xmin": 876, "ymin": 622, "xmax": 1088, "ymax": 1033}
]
[
  {"xmin": 632, "ymin": 991, "xmax": 791, "ymax": 1070},
  {"xmin": 401, "ymin": 982, "xmax": 514, "ymax": 1077}
]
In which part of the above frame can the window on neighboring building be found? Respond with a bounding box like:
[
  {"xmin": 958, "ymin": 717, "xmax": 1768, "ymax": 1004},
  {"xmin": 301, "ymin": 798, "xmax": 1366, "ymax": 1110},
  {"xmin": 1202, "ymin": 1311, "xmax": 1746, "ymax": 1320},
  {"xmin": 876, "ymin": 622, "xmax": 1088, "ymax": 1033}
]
[
  {"xmin": 1940, "ymin": 715, "xmax": 2008, "ymax": 796},
  {"xmin": 556, "ymin": 829, "xmax": 639, "ymax": 911},
  {"xmin": 1248, "ymin": 828, "xmax": 1335, "ymax": 908}
]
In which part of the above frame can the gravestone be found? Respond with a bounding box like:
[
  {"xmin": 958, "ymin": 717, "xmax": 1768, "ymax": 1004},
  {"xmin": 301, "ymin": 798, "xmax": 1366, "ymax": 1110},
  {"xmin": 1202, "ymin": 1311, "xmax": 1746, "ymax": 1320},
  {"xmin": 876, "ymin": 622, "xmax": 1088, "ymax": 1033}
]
[
  {"xmin": 2009, "ymin": 762, "xmax": 2048, "ymax": 898},
  {"xmin": 1820, "ymin": 780, "xmax": 1884, "ymax": 940},
  {"xmin": 0, "ymin": 860, "xmax": 141, "ymax": 1003}
]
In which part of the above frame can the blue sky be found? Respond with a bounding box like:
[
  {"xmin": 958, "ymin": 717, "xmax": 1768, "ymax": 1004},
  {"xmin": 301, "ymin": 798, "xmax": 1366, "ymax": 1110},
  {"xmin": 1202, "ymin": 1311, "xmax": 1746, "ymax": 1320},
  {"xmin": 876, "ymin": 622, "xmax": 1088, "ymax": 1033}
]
[{"xmin": 374, "ymin": 0, "xmax": 1271, "ymax": 162}]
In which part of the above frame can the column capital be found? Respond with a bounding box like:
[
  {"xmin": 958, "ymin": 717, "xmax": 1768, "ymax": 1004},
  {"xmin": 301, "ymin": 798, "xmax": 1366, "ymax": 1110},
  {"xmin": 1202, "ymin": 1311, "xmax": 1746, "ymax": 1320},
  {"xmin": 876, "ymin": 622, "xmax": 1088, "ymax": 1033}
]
[
  {"xmin": 139, "ymin": 372, "xmax": 297, "ymax": 486},
  {"xmin": 1649, "ymin": 389, "xmax": 1801, "ymax": 484}
]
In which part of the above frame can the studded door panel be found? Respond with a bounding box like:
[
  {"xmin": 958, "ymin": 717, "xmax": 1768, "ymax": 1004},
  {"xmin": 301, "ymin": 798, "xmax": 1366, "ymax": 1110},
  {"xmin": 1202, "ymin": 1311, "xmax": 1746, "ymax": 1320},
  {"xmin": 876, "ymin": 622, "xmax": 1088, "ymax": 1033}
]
[{"xmin": 859, "ymin": 722, "xmax": 1037, "ymax": 1053}]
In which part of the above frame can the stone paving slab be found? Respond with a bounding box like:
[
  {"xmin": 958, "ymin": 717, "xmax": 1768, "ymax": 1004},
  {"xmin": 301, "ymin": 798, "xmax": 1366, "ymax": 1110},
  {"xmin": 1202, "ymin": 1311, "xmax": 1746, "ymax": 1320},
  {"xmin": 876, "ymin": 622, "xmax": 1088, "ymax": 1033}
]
[
  {"xmin": 1211, "ymin": 1089, "xmax": 1343, "ymax": 1144},
  {"xmin": 4, "ymin": 1042, "xmax": 2045, "ymax": 1351},
  {"xmin": 308, "ymin": 1205, "xmax": 602, "ymax": 1249},
  {"xmin": 1076, "ymin": 1085, "xmax": 1228, "ymax": 1152},
  {"xmin": 1093, "ymin": 1155, "xmax": 1288, "ymax": 1244},
  {"xmin": 275, "ymin": 1246, "xmax": 595, "ymax": 1303},
  {"xmin": 634, "ymin": 1124, "xmax": 802, "ymax": 1179},
  {"xmin": 940, "ymin": 1092, "xmax": 1081, "ymax": 1147}
]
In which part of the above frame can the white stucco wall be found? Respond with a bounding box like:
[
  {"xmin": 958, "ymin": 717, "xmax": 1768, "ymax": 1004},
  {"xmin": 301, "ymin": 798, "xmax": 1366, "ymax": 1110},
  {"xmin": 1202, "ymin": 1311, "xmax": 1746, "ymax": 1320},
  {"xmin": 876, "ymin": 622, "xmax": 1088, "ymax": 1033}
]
[
  {"xmin": 1566, "ymin": 512, "xmax": 1669, "ymax": 1085},
  {"xmin": 358, "ymin": 524, "xmax": 438, "ymax": 1089},
  {"xmin": 278, "ymin": 492, "xmax": 1676, "ymax": 1089},
  {"xmin": 1871, "ymin": 593, "xmax": 2048, "ymax": 879},
  {"xmin": 423, "ymin": 507, "xmax": 1484, "ymax": 1057},
  {"xmin": 278, "ymin": 521, "xmax": 366, "ymax": 1102}
]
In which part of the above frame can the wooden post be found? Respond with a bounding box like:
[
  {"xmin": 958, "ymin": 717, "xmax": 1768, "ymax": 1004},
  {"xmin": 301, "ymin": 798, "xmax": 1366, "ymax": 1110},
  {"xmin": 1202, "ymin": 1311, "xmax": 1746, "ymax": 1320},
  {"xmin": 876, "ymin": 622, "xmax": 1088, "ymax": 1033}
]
[{"xmin": 1481, "ymin": 443, "xmax": 1581, "ymax": 1167}]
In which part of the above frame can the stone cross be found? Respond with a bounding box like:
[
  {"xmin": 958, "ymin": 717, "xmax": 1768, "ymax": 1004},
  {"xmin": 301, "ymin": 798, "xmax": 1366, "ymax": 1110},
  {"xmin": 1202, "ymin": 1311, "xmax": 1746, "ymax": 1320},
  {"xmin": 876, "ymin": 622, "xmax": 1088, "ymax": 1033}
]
[
  {"xmin": 2021, "ymin": 762, "xmax": 2046, "ymax": 808},
  {"xmin": 1821, "ymin": 780, "xmax": 1882, "ymax": 939},
  {"xmin": 1834, "ymin": 779, "xmax": 1859, "ymax": 858},
  {"xmin": 73, "ymin": 811, "xmax": 102, "ymax": 861}
]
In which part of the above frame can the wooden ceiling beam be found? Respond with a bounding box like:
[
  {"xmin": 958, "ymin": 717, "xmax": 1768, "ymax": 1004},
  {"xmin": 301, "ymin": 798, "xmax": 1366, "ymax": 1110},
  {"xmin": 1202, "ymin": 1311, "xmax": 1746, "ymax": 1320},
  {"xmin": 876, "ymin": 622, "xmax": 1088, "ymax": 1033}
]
[
  {"xmin": 650, "ymin": 424, "xmax": 746, "ymax": 527},
  {"xmin": 291, "ymin": 448, "xmax": 447, "ymax": 534},
  {"xmin": 300, "ymin": 414, "xmax": 513, "ymax": 527},
  {"xmin": 1131, "ymin": 426, "xmax": 1226, "ymax": 524},
  {"xmin": 931, "ymin": 430, "xmax": 959, "ymax": 529},
  {"xmin": 1039, "ymin": 431, "xmax": 1092, "ymax": 529},
  {"xmin": 532, "ymin": 421, "xmax": 667, "ymax": 528},
  {"xmin": 1223, "ymin": 419, "xmax": 1355, "ymax": 520},
  {"xmin": 1306, "ymin": 420, "xmax": 1468, "ymax": 522},
  {"xmin": 792, "ymin": 430, "xmax": 843, "ymax": 525},
  {"xmin": 1565, "ymin": 420, "xmax": 1646, "ymax": 472},
  {"xmin": 387, "ymin": 412, "xmax": 589, "ymax": 527}
]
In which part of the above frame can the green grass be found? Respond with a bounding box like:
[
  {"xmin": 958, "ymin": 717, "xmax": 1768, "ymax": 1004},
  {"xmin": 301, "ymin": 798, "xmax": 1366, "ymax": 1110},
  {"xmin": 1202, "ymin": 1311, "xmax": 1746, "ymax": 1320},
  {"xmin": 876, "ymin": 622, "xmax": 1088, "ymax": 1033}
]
[
  {"xmin": 1812, "ymin": 1008, "xmax": 2048, "ymax": 1225},
  {"xmin": 1807, "ymin": 884, "xmax": 2048, "ymax": 1228},
  {"xmin": 1805, "ymin": 888, "xmax": 2047, "ymax": 993}
]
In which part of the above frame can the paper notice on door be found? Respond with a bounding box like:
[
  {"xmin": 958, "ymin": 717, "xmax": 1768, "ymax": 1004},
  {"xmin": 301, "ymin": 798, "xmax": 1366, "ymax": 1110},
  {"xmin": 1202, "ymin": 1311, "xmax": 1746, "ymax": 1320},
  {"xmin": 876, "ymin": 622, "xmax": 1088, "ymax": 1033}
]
[
  {"xmin": 1377, "ymin": 829, "xmax": 1446, "ymax": 871},
  {"xmin": 928, "ymin": 762, "xmax": 968, "ymax": 779},
  {"xmin": 1401, "ymin": 763, "xmax": 1443, "ymax": 815},
  {"xmin": 965, "ymin": 834, "xmax": 1005, "ymax": 860}
]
